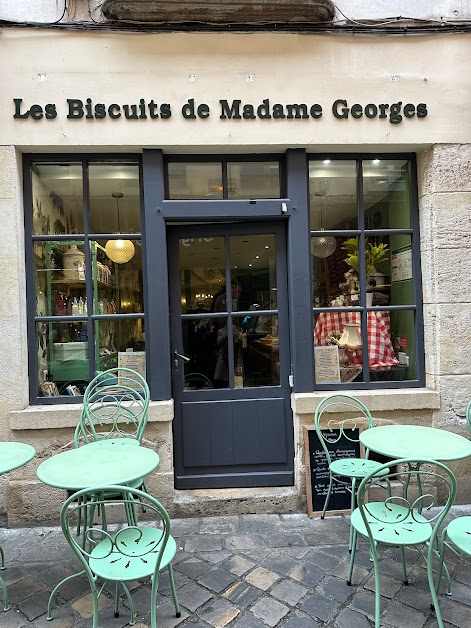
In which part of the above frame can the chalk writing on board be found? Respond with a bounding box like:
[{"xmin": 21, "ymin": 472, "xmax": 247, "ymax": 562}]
[{"xmin": 306, "ymin": 427, "xmax": 361, "ymax": 514}]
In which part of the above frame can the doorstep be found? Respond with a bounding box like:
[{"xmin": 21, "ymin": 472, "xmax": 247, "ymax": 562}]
[{"xmin": 173, "ymin": 485, "xmax": 303, "ymax": 518}]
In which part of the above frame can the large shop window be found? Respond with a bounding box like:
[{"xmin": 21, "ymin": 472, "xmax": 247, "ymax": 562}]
[
  {"xmin": 310, "ymin": 158, "xmax": 422, "ymax": 387},
  {"xmin": 28, "ymin": 159, "xmax": 145, "ymax": 401}
]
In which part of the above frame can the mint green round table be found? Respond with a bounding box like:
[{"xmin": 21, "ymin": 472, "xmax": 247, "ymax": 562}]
[
  {"xmin": 37, "ymin": 441, "xmax": 159, "ymax": 489},
  {"xmin": 0, "ymin": 442, "xmax": 36, "ymax": 475},
  {"xmin": 0, "ymin": 442, "xmax": 36, "ymax": 611},
  {"xmin": 360, "ymin": 425, "xmax": 471, "ymax": 461}
]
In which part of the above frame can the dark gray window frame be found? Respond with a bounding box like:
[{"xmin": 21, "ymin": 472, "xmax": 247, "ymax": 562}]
[
  {"xmin": 307, "ymin": 153, "xmax": 425, "ymax": 389},
  {"xmin": 23, "ymin": 153, "xmax": 146, "ymax": 405},
  {"xmin": 24, "ymin": 149, "xmax": 424, "ymax": 404}
]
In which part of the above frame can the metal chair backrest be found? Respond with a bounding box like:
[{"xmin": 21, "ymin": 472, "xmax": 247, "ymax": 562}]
[
  {"xmin": 61, "ymin": 486, "xmax": 171, "ymax": 583},
  {"xmin": 74, "ymin": 367, "xmax": 150, "ymax": 447},
  {"xmin": 356, "ymin": 457, "xmax": 456, "ymax": 546},
  {"xmin": 314, "ymin": 393, "xmax": 374, "ymax": 467}
]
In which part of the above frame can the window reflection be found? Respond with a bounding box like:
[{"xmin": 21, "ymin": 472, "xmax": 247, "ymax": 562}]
[
  {"xmin": 32, "ymin": 162, "xmax": 83, "ymax": 235},
  {"xmin": 309, "ymin": 161, "xmax": 358, "ymax": 230}
]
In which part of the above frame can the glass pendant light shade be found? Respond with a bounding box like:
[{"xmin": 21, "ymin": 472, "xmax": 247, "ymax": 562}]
[
  {"xmin": 311, "ymin": 235, "xmax": 337, "ymax": 258},
  {"xmin": 105, "ymin": 192, "xmax": 135, "ymax": 264},
  {"xmin": 311, "ymin": 186, "xmax": 336, "ymax": 258},
  {"xmin": 105, "ymin": 238, "xmax": 135, "ymax": 264}
]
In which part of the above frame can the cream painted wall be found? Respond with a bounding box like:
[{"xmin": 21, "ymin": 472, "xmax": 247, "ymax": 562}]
[
  {"xmin": 1, "ymin": 30, "xmax": 470, "ymax": 151},
  {"xmin": 1, "ymin": 27, "xmax": 471, "ymax": 522}
]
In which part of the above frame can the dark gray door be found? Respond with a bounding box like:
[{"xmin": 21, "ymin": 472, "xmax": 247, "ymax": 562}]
[{"xmin": 169, "ymin": 223, "xmax": 293, "ymax": 488}]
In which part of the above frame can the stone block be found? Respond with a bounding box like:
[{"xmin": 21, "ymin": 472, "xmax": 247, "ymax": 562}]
[
  {"xmin": 417, "ymin": 144, "xmax": 471, "ymax": 195},
  {"xmin": 0, "ymin": 146, "xmax": 19, "ymax": 200},
  {"xmin": 6, "ymin": 479, "xmax": 65, "ymax": 526},
  {"xmin": 422, "ymin": 246, "xmax": 471, "ymax": 304},
  {"xmin": 423, "ymin": 191, "xmax": 471, "ymax": 250}
]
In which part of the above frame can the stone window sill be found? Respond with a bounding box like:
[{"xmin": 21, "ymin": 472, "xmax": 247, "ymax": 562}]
[
  {"xmin": 10, "ymin": 399, "xmax": 174, "ymax": 431},
  {"xmin": 291, "ymin": 388, "xmax": 440, "ymax": 414}
]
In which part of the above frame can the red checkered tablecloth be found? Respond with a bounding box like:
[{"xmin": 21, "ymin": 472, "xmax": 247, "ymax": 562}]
[{"xmin": 314, "ymin": 311, "xmax": 399, "ymax": 370}]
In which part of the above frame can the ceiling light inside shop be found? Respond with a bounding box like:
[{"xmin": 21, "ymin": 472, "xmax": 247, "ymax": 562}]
[{"xmin": 105, "ymin": 192, "xmax": 135, "ymax": 264}]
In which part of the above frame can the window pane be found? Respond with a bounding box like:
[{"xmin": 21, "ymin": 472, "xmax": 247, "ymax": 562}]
[
  {"xmin": 34, "ymin": 241, "xmax": 87, "ymax": 316},
  {"xmin": 368, "ymin": 310, "xmax": 416, "ymax": 382},
  {"xmin": 91, "ymin": 240, "xmax": 144, "ymax": 314},
  {"xmin": 227, "ymin": 162, "xmax": 280, "ymax": 199},
  {"xmin": 309, "ymin": 161, "xmax": 358, "ymax": 230},
  {"xmin": 230, "ymin": 234, "xmax": 277, "ymax": 312},
  {"xmin": 32, "ymin": 162, "xmax": 83, "ymax": 235},
  {"xmin": 314, "ymin": 312, "xmax": 364, "ymax": 384},
  {"xmin": 95, "ymin": 319, "xmax": 145, "ymax": 372},
  {"xmin": 179, "ymin": 236, "xmax": 225, "ymax": 314},
  {"xmin": 89, "ymin": 163, "xmax": 140, "ymax": 234},
  {"xmin": 37, "ymin": 321, "xmax": 90, "ymax": 397},
  {"xmin": 168, "ymin": 162, "xmax": 223, "ymax": 200},
  {"xmin": 312, "ymin": 235, "xmax": 351, "ymax": 308},
  {"xmin": 363, "ymin": 159, "xmax": 411, "ymax": 229}
]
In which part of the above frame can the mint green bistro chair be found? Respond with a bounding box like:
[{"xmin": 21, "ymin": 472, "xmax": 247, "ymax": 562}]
[
  {"xmin": 72, "ymin": 367, "xmax": 151, "ymax": 535},
  {"xmin": 347, "ymin": 458, "xmax": 456, "ymax": 628},
  {"xmin": 436, "ymin": 515, "xmax": 471, "ymax": 598},
  {"xmin": 314, "ymin": 394, "xmax": 387, "ymax": 550},
  {"xmin": 466, "ymin": 399, "xmax": 471, "ymax": 433},
  {"xmin": 74, "ymin": 367, "xmax": 150, "ymax": 447},
  {"xmin": 49, "ymin": 486, "xmax": 180, "ymax": 628}
]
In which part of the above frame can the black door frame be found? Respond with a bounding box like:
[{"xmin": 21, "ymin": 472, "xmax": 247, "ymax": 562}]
[
  {"xmin": 142, "ymin": 148, "xmax": 314, "ymax": 402},
  {"xmin": 168, "ymin": 221, "xmax": 294, "ymax": 488}
]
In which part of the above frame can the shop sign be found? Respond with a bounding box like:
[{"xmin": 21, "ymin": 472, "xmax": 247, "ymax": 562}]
[{"xmin": 12, "ymin": 97, "xmax": 427, "ymax": 125}]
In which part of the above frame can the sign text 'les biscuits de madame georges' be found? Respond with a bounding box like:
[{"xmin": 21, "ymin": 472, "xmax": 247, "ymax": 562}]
[{"xmin": 13, "ymin": 97, "xmax": 427, "ymax": 125}]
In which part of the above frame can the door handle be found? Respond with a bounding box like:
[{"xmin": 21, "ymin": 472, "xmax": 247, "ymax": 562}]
[{"xmin": 174, "ymin": 350, "xmax": 190, "ymax": 363}]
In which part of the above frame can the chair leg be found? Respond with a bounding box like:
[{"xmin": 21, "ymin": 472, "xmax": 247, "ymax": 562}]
[
  {"xmin": 47, "ymin": 571, "xmax": 86, "ymax": 620},
  {"xmin": 349, "ymin": 478, "xmax": 357, "ymax": 552},
  {"xmin": 400, "ymin": 547, "xmax": 409, "ymax": 585},
  {"xmin": 150, "ymin": 574, "xmax": 159, "ymax": 628},
  {"xmin": 370, "ymin": 543, "xmax": 382, "ymax": 628},
  {"xmin": 0, "ymin": 545, "xmax": 5, "ymax": 569},
  {"xmin": 347, "ymin": 529, "xmax": 357, "ymax": 586},
  {"xmin": 120, "ymin": 581, "xmax": 135, "ymax": 625},
  {"xmin": 168, "ymin": 563, "xmax": 181, "ymax": 618},
  {"xmin": 0, "ymin": 574, "xmax": 10, "ymax": 612},
  {"xmin": 321, "ymin": 473, "xmax": 334, "ymax": 519},
  {"xmin": 114, "ymin": 582, "xmax": 120, "ymax": 617},
  {"xmin": 428, "ymin": 545, "xmax": 445, "ymax": 628}
]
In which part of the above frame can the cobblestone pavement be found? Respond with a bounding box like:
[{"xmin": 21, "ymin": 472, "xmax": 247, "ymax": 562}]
[{"xmin": 1, "ymin": 506, "xmax": 471, "ymax": 628}]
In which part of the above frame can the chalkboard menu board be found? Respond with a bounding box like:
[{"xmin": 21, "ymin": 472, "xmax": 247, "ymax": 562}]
[{"xmin": 303, "ymin": 425, "xmax": 361, "ymax": 517}]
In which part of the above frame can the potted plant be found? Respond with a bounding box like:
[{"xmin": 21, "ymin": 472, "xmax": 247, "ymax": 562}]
[
  {"xmin": 342, "ymin": 237, "xmax": 389, "ymax": 277},
  {"xmin": 341, "ymin": 237, "xmax": 389, "ymax": 304}
]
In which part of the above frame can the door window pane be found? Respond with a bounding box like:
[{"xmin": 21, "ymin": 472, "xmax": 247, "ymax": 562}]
[
  {"xmin": 227, "ymin": 162, "xmax": 280, "ymax": 199},
  {"xmin": 181, "ymin": 318, "xmax": 219, "ymax": 390},
  {"xmin": 309, "ymin": 161, "xmax": 358, "ymax": 230},
  {"xmin": 238, "ymin": 314, "xmax": 280, "ymax": 388},
  {"xmin": 230, "ymin": 234, "xmax": 277, "ymax": 312},
  {"xmin": 363, "ymin": 159, "xmax": 411, "ymax": 229},
  {"xmin": 32, "ymin": 162, "xmax": 83, "ymax": 235},
  {"xmin": 168, "ymin": 162, "xmax": 223, "ymax": 200},
  {"xmin": 179, "ymin": 237, "xmax": 225, "ymax": 314},
  {"xmin": 89, "ymin": 163, "xmax": 140, "ymax": 234}
]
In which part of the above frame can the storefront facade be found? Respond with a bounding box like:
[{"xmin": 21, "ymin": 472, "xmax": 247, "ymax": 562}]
[{"xmin": 1, "ymin": 3, "xmax": 470, "ymax": 524}]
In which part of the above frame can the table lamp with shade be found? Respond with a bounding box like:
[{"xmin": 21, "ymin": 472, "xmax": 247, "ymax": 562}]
[
  {"xmin": 105, "ymin": 192, "xmax": 135, "ymax": 264},
  {"xmin": 338, "ymin": 324, "xmax": 362, "ymax": 365}
]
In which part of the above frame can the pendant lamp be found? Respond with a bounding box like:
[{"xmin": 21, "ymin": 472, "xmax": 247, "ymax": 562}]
[
  {"xmin": 105, "ymin": 192, "xmax": 135, "ymax": 264},
  {"xmin": 311, "ymin": 189, "xmax": 336, "ymax": 258}
]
